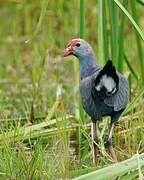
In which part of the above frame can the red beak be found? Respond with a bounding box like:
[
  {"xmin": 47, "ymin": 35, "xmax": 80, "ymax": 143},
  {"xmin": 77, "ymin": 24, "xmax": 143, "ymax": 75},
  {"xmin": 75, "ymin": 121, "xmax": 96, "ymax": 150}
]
[
  {"xmin": 62, "ymin": 38, "xmax": 81, "ymax": 57},
  {"xmin": 62, "ymin": 47, "xmax": 74, "ymax": 57}
]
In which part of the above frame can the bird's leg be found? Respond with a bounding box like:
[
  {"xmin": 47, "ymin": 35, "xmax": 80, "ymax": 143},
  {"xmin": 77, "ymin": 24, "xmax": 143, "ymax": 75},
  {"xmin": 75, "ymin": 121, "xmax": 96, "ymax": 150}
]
[
  {"xmin": 106, "ymin": 123, "xmax": 117, "ymax": 162},
  {"xmin": 91, "ymin": 122, "xmax": 99, "ymax": 165}
]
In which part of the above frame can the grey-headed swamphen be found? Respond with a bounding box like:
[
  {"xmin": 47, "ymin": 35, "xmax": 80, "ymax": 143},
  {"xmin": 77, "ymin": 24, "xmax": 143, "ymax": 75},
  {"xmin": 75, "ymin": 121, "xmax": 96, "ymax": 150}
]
[{"xmin": 62, "ymin": 39, "xmax": 129, "ymax": 165}]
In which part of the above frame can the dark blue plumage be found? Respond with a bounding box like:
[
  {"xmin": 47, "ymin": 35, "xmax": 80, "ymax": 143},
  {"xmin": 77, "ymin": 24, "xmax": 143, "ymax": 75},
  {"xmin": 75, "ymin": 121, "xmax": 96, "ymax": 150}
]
[
  {"xmin": 80, "ymin": 68, "xmax": 129, "ymax": 123},
  {"xmin": 63, "ymin": 38, "xmax": 129, "ymax": 163}
]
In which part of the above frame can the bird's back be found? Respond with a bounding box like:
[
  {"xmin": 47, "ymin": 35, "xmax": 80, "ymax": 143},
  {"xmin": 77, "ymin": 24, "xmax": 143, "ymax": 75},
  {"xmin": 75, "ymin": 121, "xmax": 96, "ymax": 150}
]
[{"xmin": 80, "ymin": 62, "xmax": 129, "ymax": 122}]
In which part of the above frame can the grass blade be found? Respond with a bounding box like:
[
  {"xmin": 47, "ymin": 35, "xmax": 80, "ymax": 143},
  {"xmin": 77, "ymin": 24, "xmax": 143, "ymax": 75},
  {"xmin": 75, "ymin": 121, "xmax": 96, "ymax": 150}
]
[
  {"xmin": 113, "ymin": 0, "xmax": 144, "ymax": 41},
  {"xmin": 130, "ymin": 0, "xmax": 144, "ymax": 85},
  {"xmin": 124, "ymin": 54, "xmax": 138, "ymax": 81},
  {"xmin": 98, "ymin": 0, "xmax": 105, "ymax": 65},
  {"xmin": 137, "ymin": 0, "xmax": 144, "ymax": 6},
  {"xmin": 117, "ymin": 0, "xmax": 128, "ymax": 72},
  {"xmin": 25, "ymin": 0, "xmax": 49, "ymax": 43},
  {"xmin": 0, "ymin": 115, "xmax": 78, "ymax": 143},
  {"xmin": 108, "ymin": 0, "xmax": 119, "ymax": 66},
  {"xmin": 102, "ymin": 1, "xmax": 109, "ymax": 63},
  {"xmin": 74, "ymin": 153, "xmax": 144, "ymax": 180},
  {"xmin": 79, "ymin": 0, "xmax": 85, "ymax": 38}
]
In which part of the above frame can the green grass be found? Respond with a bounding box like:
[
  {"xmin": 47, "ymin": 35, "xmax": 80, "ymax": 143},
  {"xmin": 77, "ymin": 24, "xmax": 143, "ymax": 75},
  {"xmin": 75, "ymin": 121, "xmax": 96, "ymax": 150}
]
[
  {"xmin": 80, "ymin": 0, "xmax": 85, "ymax": 38},
  {"xmin": 0, "ymin": 0, "xmax": 143, "ymax": 179}
]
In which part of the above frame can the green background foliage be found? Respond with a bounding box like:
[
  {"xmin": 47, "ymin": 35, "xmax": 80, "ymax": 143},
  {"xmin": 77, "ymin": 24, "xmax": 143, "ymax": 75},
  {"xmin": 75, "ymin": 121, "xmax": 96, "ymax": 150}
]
[{"xmin": 0, "ymin": 0, "xmax": 143, "ymax": 179}]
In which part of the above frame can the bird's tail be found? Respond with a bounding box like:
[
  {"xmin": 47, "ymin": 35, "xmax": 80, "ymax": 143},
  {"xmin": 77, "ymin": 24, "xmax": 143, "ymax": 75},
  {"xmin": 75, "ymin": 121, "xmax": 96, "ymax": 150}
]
[{"xmin": 93, "ymin": 60, "xmax": 119, "ymax": 96}]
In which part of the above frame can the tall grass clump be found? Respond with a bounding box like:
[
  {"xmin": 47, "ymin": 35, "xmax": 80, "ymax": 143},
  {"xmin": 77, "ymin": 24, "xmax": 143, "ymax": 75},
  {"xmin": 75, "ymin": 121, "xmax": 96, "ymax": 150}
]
[
  {"xmin": 98, "ymin": 0, "xmax": 144, "ymax": 86},
  {"xmin": 130, "ymin": 0, "xmax": 144, "ymax": 86}
]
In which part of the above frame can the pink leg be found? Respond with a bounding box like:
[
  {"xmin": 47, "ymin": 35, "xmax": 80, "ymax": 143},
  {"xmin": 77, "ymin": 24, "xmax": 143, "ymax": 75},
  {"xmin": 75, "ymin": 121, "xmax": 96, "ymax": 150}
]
[
  {"xmin": 91, "ymin": 122, "xmax": 98, "ymax": 165},
  {"xmin": 107, "ymin": 123, "xmax": 117, "ymax": 161}
]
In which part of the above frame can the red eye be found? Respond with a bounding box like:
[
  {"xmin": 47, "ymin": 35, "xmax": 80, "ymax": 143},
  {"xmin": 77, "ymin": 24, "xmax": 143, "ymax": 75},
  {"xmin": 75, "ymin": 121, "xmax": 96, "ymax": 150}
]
[{"xmin": 76, "ymin": 43, "xmax": 80, "ymax": 47}]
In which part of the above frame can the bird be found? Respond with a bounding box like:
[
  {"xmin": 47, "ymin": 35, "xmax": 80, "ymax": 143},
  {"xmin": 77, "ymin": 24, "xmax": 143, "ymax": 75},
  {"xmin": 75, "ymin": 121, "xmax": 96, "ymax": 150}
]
[{"xmin": 62, "ymin": 38, "xmax": 129, "ymax": 165}]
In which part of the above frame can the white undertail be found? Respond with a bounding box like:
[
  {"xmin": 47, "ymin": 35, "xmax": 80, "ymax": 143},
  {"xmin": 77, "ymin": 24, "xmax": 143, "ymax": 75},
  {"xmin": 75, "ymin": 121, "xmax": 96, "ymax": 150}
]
[{"xmin": 95, "ymin": 75, "xmax": 116, "ymax": 94}]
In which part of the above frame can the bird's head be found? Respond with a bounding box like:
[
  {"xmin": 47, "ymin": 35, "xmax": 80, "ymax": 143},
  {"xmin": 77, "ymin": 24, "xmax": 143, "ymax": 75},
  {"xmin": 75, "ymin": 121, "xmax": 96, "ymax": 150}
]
[{"xmin": 62, "ymin": 38, "xmax": 93, "ymax": 59}]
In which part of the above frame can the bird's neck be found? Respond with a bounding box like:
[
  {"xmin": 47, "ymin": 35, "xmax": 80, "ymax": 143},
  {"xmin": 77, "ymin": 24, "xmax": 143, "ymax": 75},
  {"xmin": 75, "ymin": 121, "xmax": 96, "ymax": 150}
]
[{"xmin": 78, "ymin": 53, "xmax": 100, "ymax": 80}]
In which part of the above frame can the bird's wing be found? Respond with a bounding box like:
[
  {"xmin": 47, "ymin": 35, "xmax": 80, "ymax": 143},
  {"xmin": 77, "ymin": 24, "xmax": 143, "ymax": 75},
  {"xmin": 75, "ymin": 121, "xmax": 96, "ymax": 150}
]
[
  {"xmin": 104, "ymin": 73, "xmax": 129, "ymax": 111},
  {"xmin": 80, "ymin": 75, "xmax": 100, "ymax": 119}
]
